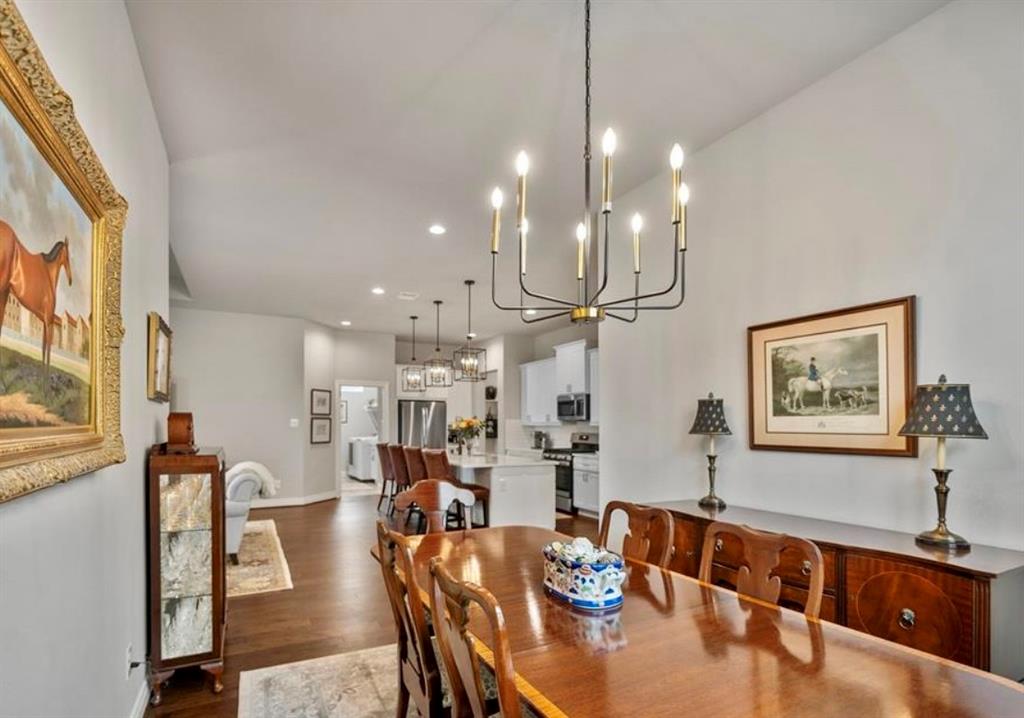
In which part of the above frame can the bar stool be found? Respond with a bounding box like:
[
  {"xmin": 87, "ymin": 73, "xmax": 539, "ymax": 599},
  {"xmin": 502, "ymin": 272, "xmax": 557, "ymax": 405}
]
[
  {"xmin": 423, "ymin": 448, "xmax": 490, "ymax": 528},
  {"xmin": 376, "ymin": 442, "xmax": 397, "ymax": 514}
]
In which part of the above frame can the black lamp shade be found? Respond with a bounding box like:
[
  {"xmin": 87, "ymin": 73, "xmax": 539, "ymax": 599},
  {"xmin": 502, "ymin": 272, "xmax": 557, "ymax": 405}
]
[
  {"xmin": 689, "ymin": 393, "xmax": 731, "ymax": 436},
  {"xmin": 898, "ymin": 375, "xmax": 987, "ymax": 439}
]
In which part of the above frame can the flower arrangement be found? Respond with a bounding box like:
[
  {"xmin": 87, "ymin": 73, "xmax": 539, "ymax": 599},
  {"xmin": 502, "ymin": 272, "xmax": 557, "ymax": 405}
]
[{"xmin": 451, "ymin": 416, "xmax": 484, "ymax": 441}]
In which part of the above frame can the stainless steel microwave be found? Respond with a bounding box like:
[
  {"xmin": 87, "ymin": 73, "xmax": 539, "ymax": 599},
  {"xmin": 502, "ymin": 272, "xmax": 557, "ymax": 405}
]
[{"xmin": 556, "ymin": 393, "xmax": 589, "ymax": 422}]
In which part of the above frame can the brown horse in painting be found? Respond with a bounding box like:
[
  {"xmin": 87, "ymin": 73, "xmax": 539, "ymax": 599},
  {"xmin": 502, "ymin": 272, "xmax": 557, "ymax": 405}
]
[{"xmin": 0, "ymin": 219, "xmax": 73, "ymax": 373}]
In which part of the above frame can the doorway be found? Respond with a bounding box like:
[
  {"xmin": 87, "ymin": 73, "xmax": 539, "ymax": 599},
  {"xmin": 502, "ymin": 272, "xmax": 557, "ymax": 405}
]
[{"xmin": 335, "ymin": 380, "xmax": 390, "ymax": 498}]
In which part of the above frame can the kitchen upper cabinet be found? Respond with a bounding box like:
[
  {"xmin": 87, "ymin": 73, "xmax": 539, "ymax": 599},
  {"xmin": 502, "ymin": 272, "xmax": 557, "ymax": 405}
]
[
  {"xmin": 587, "ymin": 349, "xmax": 599, "ymax": 425},
  {"xmin": 520, "ymin": 358, "xmax": 559, "ymax": 426},
  {"xmin": 554, "ymin": 340, "xmax": 588, "ymax": 394}
]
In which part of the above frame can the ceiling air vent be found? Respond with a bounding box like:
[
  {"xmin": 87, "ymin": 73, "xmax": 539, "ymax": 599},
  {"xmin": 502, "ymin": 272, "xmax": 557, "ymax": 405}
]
[{"xmin": 396, "ymin": 291, "xmax": 420, "ymax": 301}]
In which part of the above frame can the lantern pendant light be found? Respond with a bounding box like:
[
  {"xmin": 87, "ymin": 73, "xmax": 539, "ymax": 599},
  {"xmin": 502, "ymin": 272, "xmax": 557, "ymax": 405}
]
[
  {"xmin": 454, "ymin": 279, "xmax": 487, "ymax": 382},
  {"xmin": 424, "ymin": 300, "xmax": 454, "ymax": 388},
  {"xmin": 402, "ymin": 315, "xmax": 426, "ymax": 393}
]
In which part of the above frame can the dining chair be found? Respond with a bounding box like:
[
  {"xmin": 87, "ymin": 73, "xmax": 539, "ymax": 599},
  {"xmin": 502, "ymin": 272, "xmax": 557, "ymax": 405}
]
[
  {"xmin": 376, "ymin": 442, "xmax": 397, "ymax": 513},
  {"xmin": 428, "ymin": 557, "xmax": 524, "ymax": 718},
  {"xmin": 404, "ymin": 446, "xmax": 429, "ymax": 485},
  {"xmin": 597, "ymin": 500, "xmax": 675, "ymax": 567},
  {"xmin": 388, "ymin": 445, "xmax": 415, "ymax": 524},
  {"xmin": 423, "ymin": 449, "xmax": 490, "ymax": 528},
  {"xmin": 375, "ymin": 521, "xmax": 445, "ymax": 718},
  {"xmin": 395, "ymin": 479, "xmax": 475, "ymax": 534},
  {"xmin": 698, "ymin": 520, "xmax": 825, "ymax": 618}
]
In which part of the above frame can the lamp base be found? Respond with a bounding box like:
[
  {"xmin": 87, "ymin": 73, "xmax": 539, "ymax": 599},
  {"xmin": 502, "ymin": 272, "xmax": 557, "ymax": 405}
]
[
  {"xmin": 697, "ymin": 494, "xmax": 727, "ymax": 511},
  {"xmin": 915, "ymin": 526, "xmax": 970, "ymax": 551},
  {"xmin": 916, "ymin": 468, "xmax": 970, "ymax": 551}
]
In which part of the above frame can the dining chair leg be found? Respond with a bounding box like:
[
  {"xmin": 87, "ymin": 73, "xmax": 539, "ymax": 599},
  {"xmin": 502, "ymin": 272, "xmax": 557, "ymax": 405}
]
[
  {"xmin": 376, "ymin": 478, "xmax": 390, "ymax": 512},
  {"xmin": 394, "ymin": 663, "xmax": 409, "ymax": 718}
]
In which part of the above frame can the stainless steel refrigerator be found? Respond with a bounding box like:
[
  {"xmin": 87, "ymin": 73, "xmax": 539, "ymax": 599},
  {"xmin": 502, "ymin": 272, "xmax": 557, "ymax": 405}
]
[{"xmin": 397, "ymin": 400, "xmax": 447, "ymax": 448}]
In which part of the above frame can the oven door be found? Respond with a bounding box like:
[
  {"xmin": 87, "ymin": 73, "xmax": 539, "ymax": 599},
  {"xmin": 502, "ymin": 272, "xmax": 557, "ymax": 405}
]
[{"xmin": 554, "ymin": 463, "xmax": 574, "ymax": 513}]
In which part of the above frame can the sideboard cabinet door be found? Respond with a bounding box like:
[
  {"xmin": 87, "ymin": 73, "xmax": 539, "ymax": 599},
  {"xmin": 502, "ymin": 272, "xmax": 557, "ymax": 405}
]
[{"xmin": 845, "ymin": 554, "xmax": 977, "ymax": 665}]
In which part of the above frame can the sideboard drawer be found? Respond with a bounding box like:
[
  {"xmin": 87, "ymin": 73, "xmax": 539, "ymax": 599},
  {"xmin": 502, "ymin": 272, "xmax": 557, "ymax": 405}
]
[
  {"xmin": 846, "ymin": 554, "xmax": 976, "ymax": 665},
  {"xmin": 708, "ymin": 563, "xmax": 834, "ymax": 620},
  {"xmin": 706, "ymin": 531, "xmax": 836, "ymax": 591}
]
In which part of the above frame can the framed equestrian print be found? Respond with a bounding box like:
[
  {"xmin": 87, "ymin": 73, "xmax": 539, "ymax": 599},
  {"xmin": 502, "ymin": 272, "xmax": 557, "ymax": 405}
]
[
  {"xmin": 147, "ymin": 313, "xmax": 172, "ymax": 402},
  {"xmin": 0, "ymin": 2, "xmax": 127, "ymax": 502},
  {"xmin": 748, "ymin": 297, "xmax": 916, "ymax": 456}
]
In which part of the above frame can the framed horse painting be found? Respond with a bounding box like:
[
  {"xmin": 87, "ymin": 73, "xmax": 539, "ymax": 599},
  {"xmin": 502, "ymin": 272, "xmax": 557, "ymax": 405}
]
[
  {"xmin": 0, "ymin": 1, "xmax": 126, "ymax": 501},
  {"xmin": 748, "ymin": 297, "xmax": 916, "ymax": 456}
]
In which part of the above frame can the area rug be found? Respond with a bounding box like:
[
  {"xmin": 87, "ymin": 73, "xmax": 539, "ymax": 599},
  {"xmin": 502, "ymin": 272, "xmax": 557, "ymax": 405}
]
[
  {"xmin": 237, "ymin": 643, "xmax": 399, "ymax": 718},
  {"xmin": 227, "ymin": 519, "xmax": 294, "ymax": 597}
]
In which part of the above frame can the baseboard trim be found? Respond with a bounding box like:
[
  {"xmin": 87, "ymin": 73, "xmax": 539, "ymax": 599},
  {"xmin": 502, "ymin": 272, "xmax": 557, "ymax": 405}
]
[
  {"xmin": 128, "ymin": 679, "xmax": 149, "ymax": 718},
  {"xmin": 252, "ymin": 490, "xmax": 339, "ymax": 509}
]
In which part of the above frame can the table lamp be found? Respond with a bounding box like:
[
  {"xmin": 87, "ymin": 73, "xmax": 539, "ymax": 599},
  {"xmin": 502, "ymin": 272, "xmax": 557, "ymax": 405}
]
[
  {"xmin": 689, "ymin": 392, "xmax": 731, "ymax": 510},
  {"xmin": 898, "ymin": 375, "xmax": 987, "ymax": 550}
]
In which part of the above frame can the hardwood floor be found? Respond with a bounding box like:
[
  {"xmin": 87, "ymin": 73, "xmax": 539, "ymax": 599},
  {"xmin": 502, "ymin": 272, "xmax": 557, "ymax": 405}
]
[{"xmin": 147, "ymin": 494, "xmax": 598, "ymax": 717}]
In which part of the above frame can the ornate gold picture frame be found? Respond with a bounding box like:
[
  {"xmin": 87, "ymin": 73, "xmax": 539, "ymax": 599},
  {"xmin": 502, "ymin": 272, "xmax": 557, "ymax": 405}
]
[{"xmin": 0, "ymin": 1, "xmax": 126, "ymax": 502}]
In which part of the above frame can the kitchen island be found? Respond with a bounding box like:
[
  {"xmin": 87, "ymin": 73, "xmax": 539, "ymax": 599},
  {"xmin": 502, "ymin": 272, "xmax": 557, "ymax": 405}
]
[{"xmin": 449, "ymin": 453, "xmax": 557, "ymax": 529}]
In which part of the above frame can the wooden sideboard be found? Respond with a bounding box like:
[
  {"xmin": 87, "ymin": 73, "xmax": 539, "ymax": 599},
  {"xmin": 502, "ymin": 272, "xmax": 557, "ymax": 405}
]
[{"xmin": 649, "ymin": 500, "xmax": 1024, "ymax": 680}]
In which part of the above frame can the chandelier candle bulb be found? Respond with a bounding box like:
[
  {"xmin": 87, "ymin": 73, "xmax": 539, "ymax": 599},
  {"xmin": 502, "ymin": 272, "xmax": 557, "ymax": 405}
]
[
  {"xmin": 631, "ymin": 213, "xmax": 643, "ymax": 274},
  {"xmin": 678, "ymin": 183, "xmax": 690, "ymax": 251},
  {"xmin": 516, "ymin": 151, "xmax": 529, "ymax": 228},
  {"xmin": 576, "ymin": 222, "xmax": 587, "ymax": 280},
  {"xmin": 601, "ymin": 128, "xmax": 616, "ymax": 212},
  {"xmin": 670, "ymin": 144, "xmax": 684, "ymax": 224},
  {"xmin": 520, "ymin": 218, "xmax": 529, "ymax": 275},
  {"xmin": 490, "ymin": 187, "xmax": 503, "ymax": 253}
]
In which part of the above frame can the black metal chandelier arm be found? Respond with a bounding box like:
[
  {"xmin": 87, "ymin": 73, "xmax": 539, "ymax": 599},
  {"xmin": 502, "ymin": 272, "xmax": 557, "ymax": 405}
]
[
  {"xmin": 619, "ymin": 253, "xmax": 687, "ymax": 311},
  {"xmin": 588, "ymin": 212, "xmax": 611, "ymax": 305},
  {"xmin": 606, "ymin": 275, "xmax": 641, "ymax": 322},
  {"xmin": 490, "ymin": 255, "xmax": 570, "ymax": 312},
  {"xmin": 597, "ymin": 242, "xmax": 682, "ymax": 308},
  {"xmin": 516, "ymin": 229, "xmax": 578, "ymax": 307}
]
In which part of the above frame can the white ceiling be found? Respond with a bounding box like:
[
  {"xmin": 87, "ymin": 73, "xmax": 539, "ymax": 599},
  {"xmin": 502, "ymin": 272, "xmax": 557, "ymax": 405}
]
[{"xmin": 127, "ymin": 0, "xmax": 944, "ymax": 343}]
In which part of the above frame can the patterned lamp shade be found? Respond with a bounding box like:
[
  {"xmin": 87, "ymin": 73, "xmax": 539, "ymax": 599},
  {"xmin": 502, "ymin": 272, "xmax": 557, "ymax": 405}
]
[
  {"xmin": 689, "ymin": 393, "xmax": 732, "ymax": 436},
  {"xmin": 898, "ymin": 375, "xmax": 987, "ymax": 439}
]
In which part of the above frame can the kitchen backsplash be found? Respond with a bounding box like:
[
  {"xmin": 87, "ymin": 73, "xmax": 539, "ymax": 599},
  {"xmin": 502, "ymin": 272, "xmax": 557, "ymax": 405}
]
[{"xmin": 505, "ymin": 419, "xmax": 597, "ymax": 450}]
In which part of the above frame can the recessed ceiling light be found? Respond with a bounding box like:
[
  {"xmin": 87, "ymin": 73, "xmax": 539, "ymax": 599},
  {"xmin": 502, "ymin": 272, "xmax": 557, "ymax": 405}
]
[
  {"xmin": 371, "ymin": 286, "xmax": 386, "ymax": 295},
  {"xmin": 428, "ymin": 224, "xmax": 446, "ymax": 235},
  {"xmin": 525, "ymin": 309, "xmax": 537, "ymax": 316},
  {"xmin": 340, "ymin": 320, "xmax": 352, "ymax": 327}
]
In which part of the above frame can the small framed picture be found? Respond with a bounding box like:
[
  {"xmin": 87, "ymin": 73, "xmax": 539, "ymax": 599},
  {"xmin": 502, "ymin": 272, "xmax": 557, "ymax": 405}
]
[
  {"xmin": 310, "ymin": 388, "xmax": 331, "ymax": 416},
  {"xmin": 310, "ymin": 416, "xmax": 332, "ymax": 444},
  {"xmin": 339, "ymin": 400, "xmax": 348, "ymax": 424},
  {"xmin": 748, "ymin": 296, "xmax": 916, "ymax": 456},
  {"xmin": 147, "ymin": 312, "xmax": 172, "ymax": 403}
]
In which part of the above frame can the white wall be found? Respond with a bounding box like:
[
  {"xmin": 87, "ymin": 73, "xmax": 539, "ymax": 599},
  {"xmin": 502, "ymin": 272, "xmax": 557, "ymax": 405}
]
[
  {"xmin": 0, "ymin": 2, "xmax": 169, "ymax": 716},
  {"xmin": 600, "ymin": 0, "xmax": 1024, "ymax": 550},
  {"xmin": 172, "ymin": 308, "xmax": 306, "ymax": 498},
  {"xmin": 303, "ymin": 322, "xmax": 337, "ymax": 496}
]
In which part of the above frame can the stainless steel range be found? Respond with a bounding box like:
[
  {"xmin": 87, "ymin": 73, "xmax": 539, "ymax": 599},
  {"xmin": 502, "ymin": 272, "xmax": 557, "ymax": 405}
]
[{"xmin": 542, "ymin": 432, "xmax": 598, "ymax": 513}]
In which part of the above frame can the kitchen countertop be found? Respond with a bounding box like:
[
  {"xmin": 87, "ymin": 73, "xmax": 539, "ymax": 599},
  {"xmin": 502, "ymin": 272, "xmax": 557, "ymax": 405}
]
[{"xmin": 448, "ymin": 454, "xmax": 557, "ymax": 469}]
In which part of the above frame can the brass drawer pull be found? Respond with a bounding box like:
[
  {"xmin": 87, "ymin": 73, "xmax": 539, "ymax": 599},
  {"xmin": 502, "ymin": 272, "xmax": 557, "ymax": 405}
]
[
  {"xmin": 715, "ymin": 539, "xmax": 724, "ymax": 552},
  {"xmin": 800, "ymin": 560, "xmax": 813, "ymax": 576},
  {"xmin": 898, "ymin": 608, "xmax": 916, "ymax": 630}
]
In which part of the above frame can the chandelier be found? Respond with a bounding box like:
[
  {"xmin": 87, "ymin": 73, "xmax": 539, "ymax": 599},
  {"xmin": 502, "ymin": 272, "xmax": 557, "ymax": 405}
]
[
  {"xmin": 454, "ymin": 280, "xmax": 486, "ymax": 382},
  {"xmin": 488, "ymin": 0, "xmax": 691, "ymax": 325},
  {"xmin": 401, "ymin": 315, "xmax": 425, "ymax": 393},
  {"xmin": 424, "ymin": 300, "xmax": 453, "ymax": 387}
]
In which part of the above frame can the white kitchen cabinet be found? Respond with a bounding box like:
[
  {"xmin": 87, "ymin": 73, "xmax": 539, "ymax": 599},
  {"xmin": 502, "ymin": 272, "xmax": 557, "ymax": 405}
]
[
  {"xmin": 554, "ymin": 340, "xmax": 588, "ymax": 395},
  {"xmin": 520, "ymin": 357, "xmax": 559, "ymax": 426},
  {"xmin": 573, "ymin": 469, "xmax": 599, "ymax": 514},
  {"xmin": 587, "ymin": 349, "xmax": 599, "ymax": 425}
]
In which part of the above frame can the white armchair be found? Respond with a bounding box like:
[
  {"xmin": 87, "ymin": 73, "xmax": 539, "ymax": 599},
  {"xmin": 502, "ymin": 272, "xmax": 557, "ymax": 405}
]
[{"xmin": 225, "ymin": 469, "xmax": 262, "ymax": 564}]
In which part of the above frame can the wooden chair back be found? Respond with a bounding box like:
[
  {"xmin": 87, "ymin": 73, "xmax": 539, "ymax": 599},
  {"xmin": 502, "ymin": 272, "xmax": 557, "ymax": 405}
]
[
  {"xmin": 428, "ymin": 557, "xmax": 522, "ymax": 718},
  {"xmin": 388, "ymin": 444, "xmax": 411, "ymax": 491},
  {"xmin": 395, "ymin": 479, "xmax": 475, "ymax": 534},
  {"xmin": 422, "ymin": 448, "xmax": 455, "ymax": 481},
  {"xmin": 403, "ymin": 446, "xmax": 429, "ymax": 484},
  {"xmin": 374, "ymin": 520, "xmax": 443, "ymax": 716},
  {"xmin": 376, "ymin": 442, "xmax": 395, "ymax": 483},
  {"xmin": 698, "ymin": 520, "xmax": 825, "ymax": 618},
  {"xmin": 597, "ymin": 501, "xmax": 675, "ymax": 567}
]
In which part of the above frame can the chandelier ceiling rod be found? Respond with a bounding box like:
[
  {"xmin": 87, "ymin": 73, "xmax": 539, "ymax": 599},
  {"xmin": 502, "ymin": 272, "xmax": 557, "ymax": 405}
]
[{"xmin": 487, "ymin": 0, "xmax": 693, "ymax": 326}]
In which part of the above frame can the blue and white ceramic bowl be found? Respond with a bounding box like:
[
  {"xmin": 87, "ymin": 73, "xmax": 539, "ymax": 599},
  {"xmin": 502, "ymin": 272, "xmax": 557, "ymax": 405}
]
[{"xmin": 542, "ymin": 540, "xmax": 626, "ymax": 611}]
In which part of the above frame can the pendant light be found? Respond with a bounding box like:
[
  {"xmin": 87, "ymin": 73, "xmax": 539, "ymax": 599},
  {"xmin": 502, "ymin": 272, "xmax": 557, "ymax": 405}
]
[
  {"xmin": 401, "ymin": 315, "xmax": 425, "ymax": 393},
  {"xmin": 424, "ymin": 300, "xmax": 453, "ymax": 388},
  {"xmin": 454, "ymin": 279, "xmax": 486, "ymax": 382}
]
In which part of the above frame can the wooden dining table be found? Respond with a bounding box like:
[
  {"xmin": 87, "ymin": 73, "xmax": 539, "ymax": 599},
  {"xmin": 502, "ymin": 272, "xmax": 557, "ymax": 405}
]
[{"xmin": 375, "ymin": 525, "xmax": 1024, "ymax": 717}]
